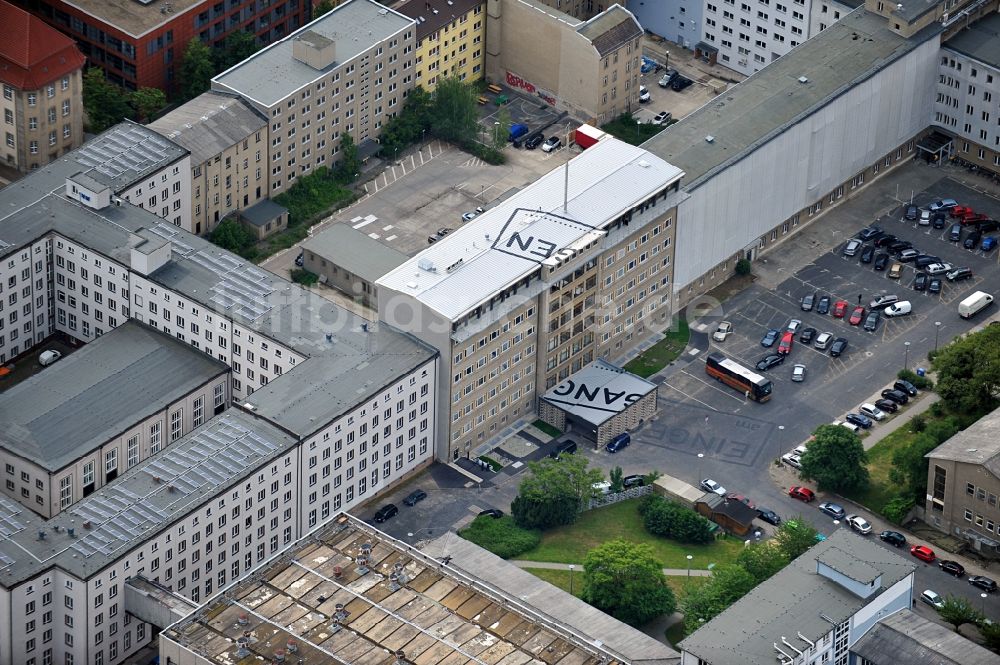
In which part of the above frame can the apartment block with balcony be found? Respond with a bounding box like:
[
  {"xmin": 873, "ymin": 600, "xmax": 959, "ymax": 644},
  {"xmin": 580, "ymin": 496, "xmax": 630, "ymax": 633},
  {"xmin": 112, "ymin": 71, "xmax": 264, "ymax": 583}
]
[
  {"xmin": 213, "ymin": 0, "xmax": 416, "ymax": 196},
  {"xmin": 392, "ymin": 0, "xmax": 486, "ymax": 92},
  {"xmin": 377, "ymin": 137, "xmax": 681, "ymax": 461},
  {"xmin": 0, "ymin": 0, "xmax": 84, "ymax": 173}
]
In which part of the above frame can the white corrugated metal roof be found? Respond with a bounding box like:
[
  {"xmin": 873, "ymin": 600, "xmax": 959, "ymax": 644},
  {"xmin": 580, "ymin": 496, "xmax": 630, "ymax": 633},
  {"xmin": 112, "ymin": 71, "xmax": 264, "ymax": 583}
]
[{"xmin": 377, "ymin": 138, "xmax": 683, "ymax": 320}]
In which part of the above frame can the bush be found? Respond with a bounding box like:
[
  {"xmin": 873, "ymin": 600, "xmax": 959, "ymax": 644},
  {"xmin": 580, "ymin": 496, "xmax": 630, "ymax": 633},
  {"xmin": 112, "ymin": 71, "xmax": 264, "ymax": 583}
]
[
  {"xmin": 929, "ymin": 401, "xmax": 947, "ymax": 418},
  {"xmin": 881, "ymin": 495, "xmax": 915, "ymax": 525},
  {"xmin": 461, "ymin": 140, "xmax": 505, "ymax": 165},
  {"xmin": 273, "ymin": 167, "xmax": 355, "ymax": 227},
  {"xmin": 290, "ymin": 269, "xmax": 319, "ymax": 286},
  {"xmin": 511, "ymin": 493, "xmax": 580, "ymax": 530},
  {"xmin": 897, "ymin": 368, "xmax": 934, "ymax": 390},
  {"xmin": 735, "ymin": 258, "xmax": 752, "ymax": 276},
  {"xmin": 459, "ymin": 516, "xmax": 540, "ymax": 559},
  {"xmin": 208, "ymin": 218, "xmax": 257, "ymax": 260},
  {"xmin": 642, "ymin": 496, "xmax": 714, "ymax": 544},
  {"xmin": 910, "ymin": 414, "xmax": 927, "ymax": 432}
]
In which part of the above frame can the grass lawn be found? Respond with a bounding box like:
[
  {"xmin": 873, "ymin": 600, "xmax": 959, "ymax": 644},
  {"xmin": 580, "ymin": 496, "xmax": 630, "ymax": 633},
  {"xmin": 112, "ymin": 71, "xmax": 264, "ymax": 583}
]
[
  {"xmin": 844, "ymin": 425, "xmax": 912, "ymax": 513},
  {"xmin": 665, "ymin": 620, "xmax": 688, "ymax": 648},
  {"xmin": 600, "ymin": 114, "xmax": 669, "ymax": 146},
  {"xmin": 532, "ymin": 419, "xmax": 562, "ymax": 438},
  {"xmin": 624, "ymin": 317, "xmax": 691, "ymax": 378},
  {"xmin": 521, "ymin": 568, "xmax": 584, "ymax": 598},
  {"xmin": 519, "ymin": 499, "xmax": 743, "ymax": 569}
]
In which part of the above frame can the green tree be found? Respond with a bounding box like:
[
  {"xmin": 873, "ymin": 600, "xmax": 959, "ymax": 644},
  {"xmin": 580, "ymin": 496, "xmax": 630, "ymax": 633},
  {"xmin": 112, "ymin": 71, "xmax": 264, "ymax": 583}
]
[
  {"xmin": 335, "ymin": 132, "xmax": 360, "ymax": 183},
  {"xmin": 208, "ymin": 218, "xmax": 256, "ymax": 258},
  {"xmin": 82, "ymin": 68, "xmax": 132, "ymax": 133},
  {"xmin": 735, "ymin": 258, "xmax": 752, "ymax": 276},
  {"xmin": 609, "ymin": 466, "xmax": 624, "ymax": 493},
  {"xmin": 581, "ymin": 539, "xmax": 675, "ymax": 626},
  {"xmin": 979, "ymin": 619, "xmax": 1000, "ymax": 652},
  {"xmin": 888, "ymin": 432, "xmax": 939, "ymax": 501},
  {"xmin": 378, "ymin": 86, "xmax": 432, "ymax": 157},
  {"xmin": 678, "ymin": 564, "xmax": 756, "ymax": 633},
  {"xmin": 180, "ymin": 38, "xmax": 216, "ymax": 100},
  {"xmin": 130, "ymin": 87, "xmax": 167, "ymax": 122},
  {"xmin": 215, "ymin": 31, "xmax": 259, "ymax": 71},
  {"xmin": 313, "ymin": 0, "xmax": 340, "ymax": 16},
  {"xmin": 430, "ymin": 75, "xmax": 479, "ymax": 145},
  {"xmin": 774, "ymin": 518, "xmax": 820, "ymax": 560},
  {"xmin": 799, "ymin": 424, "xmax": 869, "ymax": 493},
  {"xmin": 494, "ymin": 106, "xmax": 513, "ymax": 150},
  {"xmin": 736, "ymin": 542, "xmax": 789, "ymax": 584},
  {"xmin": 642, "ymin": 496, "xmax": 714, "ymax": 544},
  {"xmin": 511, "ymin": 455, "xmax": 603, "ymax": 529},
  {"xmin": 932, "ymin": 325, "xmax": 1000, "ymax": 414},
  {"xmin": 938, "ymin": 595, "xmax": 982, "ymax": 632}
]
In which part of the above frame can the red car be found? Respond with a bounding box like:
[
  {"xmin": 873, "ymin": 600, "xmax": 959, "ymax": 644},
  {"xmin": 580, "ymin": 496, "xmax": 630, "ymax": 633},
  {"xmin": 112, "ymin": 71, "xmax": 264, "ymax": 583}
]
[
  {"xmin": 910, "ymin": 545, "xmax": 936, "ymax": 562},
  {"xmin": 961, "ymin": 213, "xmax": 989, "ymax": 226},
  {"xmin": 777, "ymin": 331, "xmax": 794, "ymax": 355},
  {"xmin": 951, "ymin": 205, "xmax": 974, "ymax": 218},
  {"xmin": 788, "ymin": 486, "xmax": 815, "ymax": 502},
  {"xmin": 849, "ymin": 306, "xmax": 865, "ymax": 325},
  {"xmin": 832, "ymin": 300, "xmax": 848, "ymax": 318}
]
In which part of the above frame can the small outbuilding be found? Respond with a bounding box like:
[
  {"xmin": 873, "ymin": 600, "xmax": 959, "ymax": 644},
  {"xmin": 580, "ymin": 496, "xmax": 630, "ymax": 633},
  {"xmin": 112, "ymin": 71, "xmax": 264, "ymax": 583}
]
[
  {"xmin": 239, "ymin": 199, "xmax": 288, "ymax": 240},
  {"xmin": 696, "ymin": 493, "xmax": 758, "ymax": 537}
]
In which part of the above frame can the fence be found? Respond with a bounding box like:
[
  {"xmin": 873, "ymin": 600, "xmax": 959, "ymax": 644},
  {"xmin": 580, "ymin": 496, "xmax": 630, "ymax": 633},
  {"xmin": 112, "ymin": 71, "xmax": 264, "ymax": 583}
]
[{"xmin": 586, "ymin": 485, "xmax": 652, "ymax": 510}]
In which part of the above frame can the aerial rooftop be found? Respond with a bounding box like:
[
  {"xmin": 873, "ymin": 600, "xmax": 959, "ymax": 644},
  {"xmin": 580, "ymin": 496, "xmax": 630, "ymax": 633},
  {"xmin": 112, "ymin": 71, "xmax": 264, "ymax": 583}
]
[
  {"xmin": 377, "ymin": 138, "xmax": 683, "ymax": 321},
  {"xmin": 213, "ymin": 0, "xmax": 414, "ymax": 108},
  {"xmin": 303, "ymin": 223, "xmax": 409, "ymax": 283},
  {"xmin": 390, "ymin": 0, "xmax": 483, "ymax": 41},
  {"xmin": 942, "ymin": 11, "xmax": 1000, "ymax": 69},
  {"xmin": 576, "ymin": 5, "xmax": 643, "ymax": 57},
  {"xmin": 642, "ymin": 8, "xmax": 941, "ymax": 189},
  {"xmin": 162, "ymin": 514, "xmax": 675, "ymax": 665},
  {"xmin": 925, "ymin": 405, "xmax": 1000, "ymax": 476},
  {"xmin": 0, "ymin": 320, "xmax": 228, "ymax": 472},
  {"xmin": 40, "ymin": 0, "xmax": 217, "ymax": 38},
  {"xmin": 850, "ymin": 609, "xmax": 1000, "ymax": 665},
  {"xmin": 540, "ymin": 358, "xmax": 657, "ymax": 427},
  {"xmin": 70, "ymin": 120, "xmax": 187, "ymax": 192},
  {"xmin": 148, "ymin": 91, "xmax": 267, "ymax": 166},
  {"xmin": 0, "ymin": 0, "xmax": 85, "ymax": 89}
]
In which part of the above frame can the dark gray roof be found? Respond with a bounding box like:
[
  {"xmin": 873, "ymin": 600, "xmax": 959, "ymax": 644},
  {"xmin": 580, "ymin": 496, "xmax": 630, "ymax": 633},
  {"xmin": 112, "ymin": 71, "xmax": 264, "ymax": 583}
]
[
  {"xmin": 70, "ymin": 121, "xmax": 187, "ymax": 192},
  {"xmin": 642, "ymin": 8, "xmax": 941, "ymax": 190},
  {"xmin": 239, "ymin": 199, "xmax": 287, "ymax": 227},
  {"xmin": 391, "ymin": 0, "xmax": 484, "ymax": 42},
  {"xmin": 577, "ymin": 5, "xmax": 643, "ymax": 57},
  {"xmin": 302, "ymin": 223, "xmax": 408, "ymax": 282},
  {"xmin": 679, "ymin": 529, "xmax": 915, "ymax": 665},
  {"xmin": 890, "ymin": 0, "xmax": 945, "ymax": 24},
  {"xmin": 926, "ymin": 406, "xmax": 1000, "ymax": 477},
  {"xmin": 212, "ymin": 0, "xmax": 414, "ymax": 108},
  {"xmin": 943, "ymin": 12, "xmax": 1000, "ymax": 70},
  {"xmin": 851, "ymin": 609, "xmax": 1000, "ymax": 665},
  {"xmin": 0, "ymin": 321, "xmax": 227, "ymax": 472},
  {"xmin": 699, "ymin": 493, "xmax": 758, "ymax": 526},
  {"xmin": 540, "ymin": 358, "xmax": 657, "ymax": 427},
  {"xmin": 148, "ymin": 91, "xmax": 267, "ymax": 167}
]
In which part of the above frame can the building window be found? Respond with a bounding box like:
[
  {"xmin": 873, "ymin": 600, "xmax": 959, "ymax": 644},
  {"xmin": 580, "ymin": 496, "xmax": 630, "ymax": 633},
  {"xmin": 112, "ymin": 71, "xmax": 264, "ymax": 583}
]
[{"xmin": 170, "ymin": 410, "xmax": 182, "ymax": 442}]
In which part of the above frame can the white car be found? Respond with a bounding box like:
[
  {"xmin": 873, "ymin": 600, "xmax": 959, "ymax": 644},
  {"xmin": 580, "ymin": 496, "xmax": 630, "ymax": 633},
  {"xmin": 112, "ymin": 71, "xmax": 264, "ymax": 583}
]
[
  {"xmin": 713, "ymin": 321, "xmax": 733, "ymax": 342},
  {"xmin": 918, "ymin": 209, "xmax": 931, "ymax": 226},
  {"xmin": 700, "ymin": 478, "xmax": 726, "ymax": 496},
  {"xmin": 846, "ymin": 514, "xmax": 872, "ymax": 535},
  {"xmin": 786, "ymin": 319, "xmax": 802, "ymax": 334},
  {"xmin": 541, "ymin": 136, "xmax": 562, "ymax": 153},
  {"xmin": 925, "ymin": 262, "xmax": 953, "ymax": 275},
  {"xmin": 781, "ymin": 453, "xmax": 802, "ymax": 469},
  {"xmin": 652, "ymin": 111, "xmax": 672, "ymax": 125},
  {"xmin": 639, "ymin": 86, "xmax": 651, "ymax": 103},
  {"xmin": 462, "ymin": 207, "xmax": 484, "ymax": 222},
  {"xmin": 592, "ymin": 481, "xmax": 612, "ymax": 495},
  {"xmin": 39, "ymin": 349, "xmax": 62, "ymax": 366},
  {"xmin": 859, "ymin": 403, "xmax": 886, "ymax": 421},
  {"xmin": 920, "ymin": 589, "xmax": 944, "ymax": 609},
  {"xmin": 883, "ymin": 301, "xmax": 912, "ymax": 317},
  {"xmin": 791, "ymin": 364, "xmax": 806, "ymax": 382}
]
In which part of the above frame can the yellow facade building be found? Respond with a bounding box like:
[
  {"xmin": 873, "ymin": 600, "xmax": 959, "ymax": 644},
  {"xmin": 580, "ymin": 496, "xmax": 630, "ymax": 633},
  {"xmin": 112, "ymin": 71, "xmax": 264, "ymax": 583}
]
[{"xmin": 392, "ymin": 0, "xmax": 486, "ymax": 91}]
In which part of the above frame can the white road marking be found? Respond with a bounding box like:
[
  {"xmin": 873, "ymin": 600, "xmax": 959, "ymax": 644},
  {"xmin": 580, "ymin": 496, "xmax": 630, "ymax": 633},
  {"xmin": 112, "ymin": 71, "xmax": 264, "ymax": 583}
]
[
  {"xmin": 385, "ymin": 235, "xmax": 397, "ymax": 241},
  {"xmin": 660, "ymin": 380, "xmax": 719, "ymax": 410}
]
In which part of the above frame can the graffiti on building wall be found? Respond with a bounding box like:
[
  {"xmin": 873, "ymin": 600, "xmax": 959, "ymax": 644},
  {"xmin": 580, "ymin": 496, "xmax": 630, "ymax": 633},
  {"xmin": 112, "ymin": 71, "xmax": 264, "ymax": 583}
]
[{"xmin": 506, "ymin": 71, "xmax": 557, "ymax": 106}]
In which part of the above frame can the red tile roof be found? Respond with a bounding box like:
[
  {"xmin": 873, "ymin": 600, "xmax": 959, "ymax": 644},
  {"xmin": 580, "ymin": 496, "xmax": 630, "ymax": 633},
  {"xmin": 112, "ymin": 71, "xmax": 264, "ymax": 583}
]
[{"xmin": 0, "ymin": 0, "xmax": 85, "ymax": 90}]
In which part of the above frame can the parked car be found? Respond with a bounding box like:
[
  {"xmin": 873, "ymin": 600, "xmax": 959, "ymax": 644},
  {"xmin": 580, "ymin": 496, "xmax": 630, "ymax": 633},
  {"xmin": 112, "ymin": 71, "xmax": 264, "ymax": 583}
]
[
  {"xmin": 832, "ymin": 300, "xmax": 849, "ymax": 318},
  {"xmin": 874, "ymin": 252, "xmax": 890, "ymax": 270},
  {"xmin": 462, "ymin": 207, "xmax": 484, "ymax": 221},
  {"xmin": 928, "ymin": 198, "xmax": 958, "ymax": 212},
  {"xmin": 857, "ymin": 225, "xmax": 883, "ymax": 241},
  {"xmin": 541, "ymin": 136, "xmax": 562, "ymax": 152},
  {"xmin": 983, "ymin": 236, "xmax": 998, "ymax": 251},
  {"xmin": 606, "ymin": 432, "xmax": 631, "ymax": 453},
  {"xmin": 889, "ymin": 240, "xmax": 914, "ymax": 254},
  {"xmin": 845, "ymin": 412, "xmax": 873, "ymax": 429},
  {"xmin": 658, "ymin": 71, "xmax": 677, "ymax": 87},
  {"xmin": 814, "ymin": 332, "xmax": 834, "ymax": 350},
  {"xmin": 755, "ymin": 354, "xmax": 785, "ymax": 371},
  {"xmin": 713, "ymin": 321, "xmax": 733, "ymax": 342},
  {"xmin": 623, "ymin": 475, "xmax": 646, "ymax": 488},
  {"xmin": 925, "ymin": 262, "xmax": 953, "ymax": 275},
  {"xmin": 881, "ymin": 388, "xmax": 909, "ymax": 405},
  {"xmin": 962, "ymin": 212, "xmax": 989, "ymax": 225},
  {"xmin": 894, "ymin": 379, "xmax": 918, "ymax": 396},
  {"xmin": 788, "ymin": 486, "xmax": 815, "ymax": 502},
  {"xmin": 652, "ymin": 111, "xmax": 672, "ymax": 125},
  {"xmin": 970, "ymin": 575, "xmax": 998, "ymax": 592},
  {"xmin": 859, "ymin": 403, "xmax": 886, "ymax": 421},
  {"xmin": 478, "ymin": 509, "xmax": 504, "ymax": 519},
  {"xmin": 849, "ymin": 306, "xmax": 865, "ymax": 325},
  {"xmin": 846, "ymin": 515, "xmax": 872, "ymax": 534},
  {"xmin": 914, "ymin": 254, "xmax": 941, "ymax": 268},
  {"xmin": 638, "ymin": 85, "xmax": 651, "ymax": 102},
  {"xmin": 939, "ymin": 560, "xmax": 966, "ymax": 577},
  {"xmin": 920, "ymin": 589, "xmax": 944, "ymax": 609},
  {"xmin": 928, "ymin": 278, "xmax": 942, "ymax": 294},
  {"xmin": 799, "ymin": 327, "xmax": 816, "ymax": 343},
  {"xmin": 801, "ymin": 292, "xmax": 816, "ymax": 311},
  {"xmin": 786, "ymin": 319, "xmax": 802, "ymax": 334},
  {"xmin": 913, "ymin": 272, "xmax": 928, "ymax": 291},
  {"xmin": 888, "ymin": 262, "xmax": 903, "ymax": 279},
  {"xmin": 402, "ymin": 489, "xmax": 428, "ymax": 506},
  {"xmin": 777, "ymin": 331, "xmax": 794, "ymax": 355},
  {"xmin": 860, "ymin": 246, "xmax": 875, "ymax": 263},
  {"xmin": 549, "ymin": 439, "xmax": 578, "ymax": 459},
  {"xmin": 904, "ymin": 204, "xmax": 919, "ymax": 220},
  {"xmin": 950, "ymin": 205, "xmax": 973, "ymax": 217},
  {"xmin": 816, "ymin": 295, "xmax": 831, "ymax": 314},
  {"xmin": 38, "ymin": 349, "xmax": 62, "ymax": 366},
  {"xmin": 949, "ymin": 223, "xmax": 963, "ymax": 241},
  {"xmin": 863, "ymin": 310, "xmax": 880, "ymax": 331},
  {"xmin": 874, "ymin": 398, "xmax": 899, "ymax": 413},
  {"xmin": 701, "ymin": 479, "xmax": 726, "ymax": 496},
  {"xmin": 761, "ymin": 328, "xmax": 780, "ymax": 347},
  {"xmin": 819, "ymin": 502, "xmax": 846, "ymax": 519},
  {"xmin": 975, "ymin": 219, "xmax": 1000, "ymax": 233},
  {"xmin": 757, "ymin": 509, "xmax": 782, "ymax": 526},
  {"xmin": 964, "ymin": 230, "xmax": 983, "ymax": 249},
  {"xmin": 910, "ymin": 545, "xmax": 936, "ymax": 562},
  {"xmin": 870, "ymin": 294, "xmax": 899, "ymax": 309},
  {"xmin": 295, "ymin": 252, "xmax": 304, "ymax": 267},
  {"xmin": 843, "ymin": 239, "xmax": 862, "ymax": 256},
  {"xmin": 918, "ymin": 209, "xmax": 931, "ymax": 226},
  {"xmin": 898, "ymin": 248, "xmax": 920, "ymax": 263},
  {"xmin": 875, "ymin": 234, "xmax": 898, "ymax": 248},
  {"xmin": 879, "ymin": 530, "xmax": 906, "ymax": 547},
  {"xmin": 946, "ymin": 267, "xmax": 973, "ymax": 281},
  {"xmin": 932, "ymin": 212, "xmax": 948, "ymax": 228},
  {"xmin": 791, "ymin": 363, "xmax": 806, "ymax": 382},
  {"xmin": 830, "ymin": 337, "xmax": 848, "ymax": 357},
  {"xmin": 726, "ymin": 493, "xmax": 756, "ymax": 510},
  {"xmin": 373, "ymin": 503, "xmax": 399, "ymax": 523},
  {"xmin": 524, "ymin": 133, "xmax": 545, "ymax": 149}
]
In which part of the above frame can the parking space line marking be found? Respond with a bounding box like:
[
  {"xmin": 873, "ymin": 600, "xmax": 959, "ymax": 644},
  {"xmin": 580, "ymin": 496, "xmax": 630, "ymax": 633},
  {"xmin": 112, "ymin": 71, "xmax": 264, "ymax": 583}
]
[
  {"xmin": 385, "ymin": 235, "xmax": 397, "ymax": 241},
  {"xmin": 678, "ymin": 369, "xmax": 746, "ymax": 405},
  {"xmin": 660, "ymin": 378, "xmax": 721, "ymax": 410}
]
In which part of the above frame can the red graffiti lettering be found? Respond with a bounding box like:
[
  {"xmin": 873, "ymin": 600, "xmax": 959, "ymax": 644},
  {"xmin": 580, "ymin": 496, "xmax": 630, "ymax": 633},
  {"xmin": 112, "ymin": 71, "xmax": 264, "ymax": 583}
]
[
  {"xmin": 537, "ymin": 92, "xmax": 556, "ymax": 106},
  {"xmin": 505, "ymin": 71, "xmax": 536, "ymax": 94}
]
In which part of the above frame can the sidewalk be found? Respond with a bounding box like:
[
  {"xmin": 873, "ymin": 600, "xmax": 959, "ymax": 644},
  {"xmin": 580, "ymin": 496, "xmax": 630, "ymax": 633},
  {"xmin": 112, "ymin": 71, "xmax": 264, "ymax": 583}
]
[
  {"xmin": 860, "ymin": 392, "xmax": 940, "ymax": 451},
  {"xmin": 510, "ymin": 559, "xmax": 712, "ymax": 578}
]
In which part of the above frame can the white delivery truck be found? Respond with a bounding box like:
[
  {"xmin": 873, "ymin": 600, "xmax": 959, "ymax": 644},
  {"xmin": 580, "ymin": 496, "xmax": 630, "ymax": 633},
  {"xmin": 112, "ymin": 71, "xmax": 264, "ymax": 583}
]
[{"xmin": 958, "ymin": 291, "xmax": 994, "ymax": 319}]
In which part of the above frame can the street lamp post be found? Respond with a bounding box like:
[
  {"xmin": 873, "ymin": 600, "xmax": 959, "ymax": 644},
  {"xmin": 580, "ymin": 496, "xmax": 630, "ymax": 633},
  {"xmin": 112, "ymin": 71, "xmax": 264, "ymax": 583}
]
[
  {"xmin": 686, "ymin": 554, "xmax": 693, "ymax": 578},
  {"xmin": 569, "ymin": 564, "xmax": 575, "ymax": 595},
  {"xmin": 903, "ymin": 341, "xmax": 911, "ymax": 371},
  {"xmin": 982, "ymin": 592, "xmax": 988, "ymax": 614},
  {"xmin": 934, "ymin": 321, "xmax": 942, "ymax": 351},
  {"xmin": 697, "ymin": 453, "xmax": 704, "ymax": 481}
]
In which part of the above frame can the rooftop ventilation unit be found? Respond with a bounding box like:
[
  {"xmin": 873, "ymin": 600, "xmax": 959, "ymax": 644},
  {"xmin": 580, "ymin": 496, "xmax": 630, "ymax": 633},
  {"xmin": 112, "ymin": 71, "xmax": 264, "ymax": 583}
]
[
  {"xmin": 418, "ymin": 258, "xmax": 436, "ymax": 272},
  {"xmin": 235, "ymin": 636, "xmax": 251, "ymax": 658},
  {"xmin": 446, "ymin": 258, "xmax": 464, "ymax": 273},
  {"xmin": 705, "ymin": 135, "xmax": 715, "ymax": 143},
  {"xmin": 798, "ymin": 76, "xmax": 809, "ymax": 84}
]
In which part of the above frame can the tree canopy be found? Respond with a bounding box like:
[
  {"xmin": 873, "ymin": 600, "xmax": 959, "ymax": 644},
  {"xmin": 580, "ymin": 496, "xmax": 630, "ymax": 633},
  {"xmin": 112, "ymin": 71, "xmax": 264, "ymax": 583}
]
[
  {"xmin": 678, "ymin": 564, "xmax": 756, "ymax": 634},
  {"xmin": 180, "ymin": 38, "xmax": 216, "ymax": 101},
  {"xmin": 736, "ymin": 542, "xmax": 789, "ymax": 584},
  {"xmin": 130, "ymin": 87, "xmax": 167, "ymax": 122},
  {"xmin": 799, "ymin": 424, "xmax": 869, "ymax": 493},
  {"xmin": 938, "ymin": 595, "xmax": 982, "ymax": 632},
  {"xmin": 214, "ymin": 31, "xmax": 260, "ymax": 72},
  {"xmin": 581, "ymin": 539, "xmax": 676, "ymax": 626},
  {"xmin": 83, "ymin": 68, "xmax": 132, "ymax": 133},
  {"xmin": 773, "ymin": 517, "xmax": 820, "ymax": 560},
  {"xmin": 430, "ymin": 76, "xmax": 480, "ymax": 145},
  {"xmin": 511, "ymin": 455, "xmax": 602, "ymax": 529},
  {"xmin": 932, "ymin": 324, "xmax": 1000, "ymax": 415}
]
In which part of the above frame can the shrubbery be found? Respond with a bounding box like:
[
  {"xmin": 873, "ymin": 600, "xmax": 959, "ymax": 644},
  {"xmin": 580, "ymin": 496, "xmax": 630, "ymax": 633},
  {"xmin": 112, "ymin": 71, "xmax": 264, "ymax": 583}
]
[
  {"xmin": 458, "ymin": 515, "xmax": 540, "ymax": 559},
  {"xmin": 897, "ymin": 368, "xmax": 933, "ymax": 390},
  {"xmin": 881, "ymin": 495, "xmax": 915, "ymax": 525},
  {"xmin": 641, "ymin": 495, "xmax": 714, "ymax": 544}
]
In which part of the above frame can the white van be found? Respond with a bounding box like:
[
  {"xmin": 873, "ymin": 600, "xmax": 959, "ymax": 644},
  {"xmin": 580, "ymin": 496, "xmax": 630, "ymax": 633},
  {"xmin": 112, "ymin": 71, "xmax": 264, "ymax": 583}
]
[
  {"xmin": 883, "ymin": 301, "xmax": 912, "ymax": 317},
  {"xmin": 959, "ymin": 291, "xmax": 994, "ymax": 319},
  {"xmin": 39, "ymin": 349, "xmax": 62, "ymax": 366}
]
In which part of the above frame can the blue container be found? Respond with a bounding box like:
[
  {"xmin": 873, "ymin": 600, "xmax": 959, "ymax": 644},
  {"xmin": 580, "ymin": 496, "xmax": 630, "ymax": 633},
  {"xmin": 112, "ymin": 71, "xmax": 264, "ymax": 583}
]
[{"xmin": 916, "ymin": 367, "xmax": 926, "ymax": 377}]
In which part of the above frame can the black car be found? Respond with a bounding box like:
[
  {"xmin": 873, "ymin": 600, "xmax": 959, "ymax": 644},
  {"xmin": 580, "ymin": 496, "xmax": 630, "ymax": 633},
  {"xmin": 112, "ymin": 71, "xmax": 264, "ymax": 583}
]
[
  {"xmin": 549, "ymin": 439, "xmax": 578, "ymax": 459},
  {"xmin": 874, "ymin": 398, "xmax": 899, "ymax": 413},
  {"xmin": 525, "ymin": 133, "xmax": 546, "ymax": 149},
  {"xmin": 857, "ymin": 225, "xmax": 883, "ymax": 241},
  {"xmin": 373, "ymin": 503, "xmax": 399, "ymax": 523},
  {"xmin": 478, "ymin": 508, "xmax": 504, "ymax": 519},
  {"xmin": 671, "ymin": 75, "xmax": 693, "ymax": 91},
  {"xmin": 873, "ymin": 253, "xmax": 890, "ymax": 271},
  {"xmin": 757, "ymin": 509, "xmax": 781, "ymax": 526},
  {"xmin": 402, "ymin": 489, "xmax": 427, "ymax": 506},
  {"xmin": 801, "ymin": 292, "xmax": 816, "ymax": 311},
  {"xmin": 913, "ymin": 272, "xmax": 928, "ymax": 291},
  {"xmin": 879, "ymin": 530, "xmax": 907, "ymax": 547},
  {"xmin": 863, "ymin": 310, "xmax": 880, "ymax": 332},
  {"xmin": 964, "ymin": 230, "xmax": 983, "ymax": 249},
  {"xmin": 889, "ymin": 240, "xmax": 913, "ymax": 253},
  {"xmin": 928, "ymin": 278, "xmax": 942, "ymax": 294},
  {"xmin": 904, "ymin": 204, "xmax": 919, "ymax": 220},
  {"xmin": 976, "ymin": 219, "xmax": 1000, "ymax": 233},
  {"xmin": 860, "ymin": 246, "xmax": 875, "ymax": 263},
  {"xmin": 295, "ymin": 252, "xmax": 305, "ymax": 267},
  {"xmin": 799, "ymin": 327, "xmax": 817, "ymax": 344},
  {"xmin": 881, "ymin": 388, "xmax": 909, "ymax": 405},
  {"xmin": 830, "ymin": 337, "xmax": 848, "ymax": 357},
  {"xmin": 939, "ymin": 560, "xmax": 966, "ymax": 577},
  {"xmin": 755, "ymin": 354, "xmax": 785, "ymax": 371},
  {"xmin": 623, "ymin": 474, "xmax": 646, "ymax": 488},
  {"xmin": 816, "ymin": 295, "xmax": 831, "ymax": 314},
  {"xmin": 875, "ymin": 234, "xmax": 898, "ymax": 248},
  {"xmin": 932, "ymin": 212, "xmax": 948, "ymax": 228},
  {"xmin": 970, "ymin": 576, "xmax": 998, "ymax": 592},
  {"xmin": 894, "ymin": 379, "xmax": 918, "ymax": 396},
  {"xmin": 845, "ymin": 413, "xmax": 873, "ymax": 429},
  {"xmin": 914, "ymin": 254, "xmax": 941, "ymax": 268}
]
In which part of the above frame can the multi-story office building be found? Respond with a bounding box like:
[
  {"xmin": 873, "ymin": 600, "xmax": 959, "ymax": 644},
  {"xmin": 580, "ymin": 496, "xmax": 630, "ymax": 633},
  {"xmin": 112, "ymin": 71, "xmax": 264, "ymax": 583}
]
[
  {"xmin": 808, "ymin": 0, "xmax": 861, "ymax": 36},
  {"xmin": 0, "ymin": 0, "xmax": 84, "ymax": 172},
  {"xmin": 212, "ymin": 0, "xmax": 416, "ymax": 196},
  {"xmin": 21, "ymin": 0, "xmax": 310, "ymax": 95},
  {"xmin": 699, "ymin": 0, "xmax": 812, "ymax": 75},
  {"xmin": 391, "ymin": 0, "xmax": 486, "ymax": 92},
  {"xmin": 486, "ymin": 1, "xmax": 645, "ymax": 123},
  {"xmin": 149, "ymin": 91, "xmax": 269, "ymax": 236},
  {"xmin": 377, "ymin": 137, "xmax": 681, "ymax": 461},
  {"xmin": 0, "ymin": 321, "xmax": 229, "ymax": 518}
]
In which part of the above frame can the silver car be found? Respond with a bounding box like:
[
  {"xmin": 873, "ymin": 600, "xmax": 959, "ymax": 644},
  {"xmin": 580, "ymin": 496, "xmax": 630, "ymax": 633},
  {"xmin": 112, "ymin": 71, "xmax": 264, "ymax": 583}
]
[
  {"xmin": 791, "ymin": 364, "xmax": 806, "ymax": 382},
  {"xmin": 713, "ymin": 321, "xmax": 733, "ymax": 342},
  {"xmin": 843, "ymin": 239, "xmax": 862, "ymax": 256}
]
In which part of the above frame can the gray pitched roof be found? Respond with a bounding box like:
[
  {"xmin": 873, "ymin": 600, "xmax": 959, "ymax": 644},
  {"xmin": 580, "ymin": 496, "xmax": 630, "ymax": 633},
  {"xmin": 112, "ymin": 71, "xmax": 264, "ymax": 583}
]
[
  {"xmin": 148, "ymin": 91, "xmax": 267, "ymax": 167},
  {"xmin": 850, "ymin": 609, "xmax": 1000, "ymax": 665},
  {"xmin": 943, "ymin": 12, "xmax": 1000, "ymax": 70},
  {"xmin": 0, "ymin": 321, "xmax": 228, "ymax": 472},
  {"xmin": 303, "ymin": 223, "xmax": 408, "ymax": 283},
  {"xmin": 577, "ymin": 5, "xmax": 643, "ymax": 57},
  {"xmin": 679, "ymin": 529, "xmax": 915, "ymax": 665},
  {"xmin": 926, "ymin": 406, "xmax": 1000, "ymax": 477},
  {"xmin": 239, "ymin": 198, "xmax": 287, "ymax": 227}
]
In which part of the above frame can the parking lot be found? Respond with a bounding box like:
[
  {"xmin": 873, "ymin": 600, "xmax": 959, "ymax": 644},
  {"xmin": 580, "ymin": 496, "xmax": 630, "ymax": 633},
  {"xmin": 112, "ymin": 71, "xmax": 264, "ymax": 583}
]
[{"xmin": 476, "ymin": 84, "xmax": 581, "ymax": 149}]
